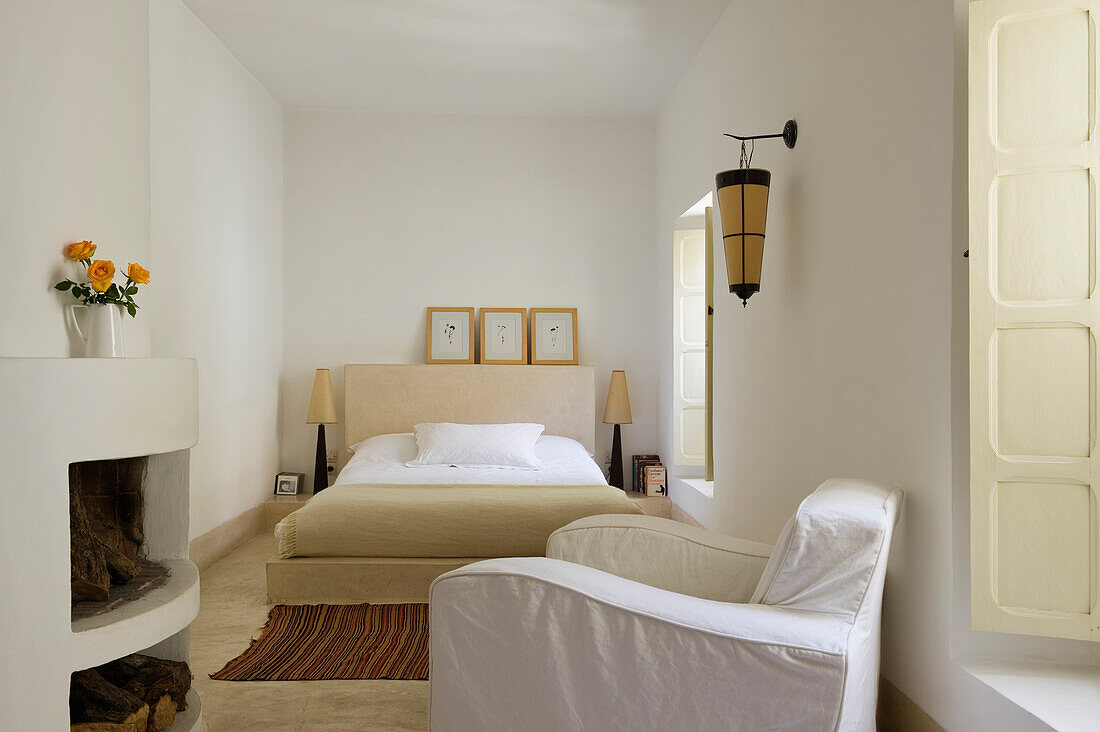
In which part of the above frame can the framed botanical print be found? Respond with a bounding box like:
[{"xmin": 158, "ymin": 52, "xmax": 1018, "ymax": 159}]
[
  {"xmin": 427, "ymin": 307, "xmax": 475, "ymax": 364},
  {"xmin": 480, "ymin": 309, "xmax": 527, "ymax": 364},
  {"xmin": 529, "ymin": 308, "xmax": 578, "ymax": 365}
]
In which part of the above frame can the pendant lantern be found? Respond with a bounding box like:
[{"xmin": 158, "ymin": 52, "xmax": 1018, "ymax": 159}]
[{"xmin": 715, "ymin": 120, "xmax": 797, "ymax": 306}]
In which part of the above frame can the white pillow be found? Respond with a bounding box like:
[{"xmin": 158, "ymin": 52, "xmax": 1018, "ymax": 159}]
[
  {"xmin": 406, "ymin": 422, "xmax": 545, "ymax": 469},
  {"xmin": 534, "ymin": 434, "xmax": 595, "ymax": 460},
  {"xmin": 347, "ymin": 433, "xmax": 416, "ymax": 461}
]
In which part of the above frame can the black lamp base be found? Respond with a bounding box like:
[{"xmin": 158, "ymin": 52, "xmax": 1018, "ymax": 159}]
[
  {"xmin": 314, "ymin": 424, "xmax": 328, "ymax": 494},
  {"xmin": 609, "ymin": 424, "xmax": 624, "ymax": 490}
]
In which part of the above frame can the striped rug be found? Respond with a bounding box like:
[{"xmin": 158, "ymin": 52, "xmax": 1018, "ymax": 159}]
[{"xmin": 210, "ymin": 603, "xmax": 429, "ymax": 681}]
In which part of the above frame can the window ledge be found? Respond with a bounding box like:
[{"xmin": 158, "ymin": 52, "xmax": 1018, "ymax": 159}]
[
  {"xmin": 680, "ymin": 478, "xmax": 714, "ymax": 498},
  {"xmin": 958, "ymin": 657, "xmax": 1100, "ymax": 731}
]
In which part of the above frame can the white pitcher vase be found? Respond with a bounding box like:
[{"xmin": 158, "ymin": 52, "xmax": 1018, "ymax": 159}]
[{"xmin": 68, "ymin": 304, "xmax": 126, "ymax": 358}]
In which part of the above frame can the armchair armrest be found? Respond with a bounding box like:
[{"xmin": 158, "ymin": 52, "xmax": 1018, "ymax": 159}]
[
  {"xmin": 546, "ymin": 514, "xmax": 772, "ymax": 603},
  {"xmin": 429, "ymin": 558, "xmax": 849, "ymax": 732}
]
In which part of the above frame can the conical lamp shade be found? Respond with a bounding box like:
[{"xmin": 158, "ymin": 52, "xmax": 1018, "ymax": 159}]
[
  {"xmin": 306, "ymin": 368, "xmax": 337, "ymax": 424},
  {"xmin": 716, "ymin": 168, "xmax": 771, "ymax": 306},
  {"xmin": 602, "ymin": 370, "xmax": 632, "ymax": 425}
]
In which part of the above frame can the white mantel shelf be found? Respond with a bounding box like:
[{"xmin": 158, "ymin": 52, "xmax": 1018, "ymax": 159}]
[
  {"xmin": 0, "ymin": 358, "xmax": 200, "ymax": 731},
  {"xmin": 70, "ymin": 558, "xmax": 200, "ymax": 671}
]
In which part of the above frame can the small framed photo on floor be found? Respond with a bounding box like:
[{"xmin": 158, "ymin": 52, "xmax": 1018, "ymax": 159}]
[
  {"xmin": 274, "ymin": 472, "xmax": 305, "ymax": 495},
  {"xmin": 530, "ymin": 308, "xmax": 578, "ymax": 365},
  {"xmin": 480, "ymin": 308, "xmax": 527, "ymax": 364},
  {"xmin": 427, "ymin": 307, "xmax": 475, "ymax": 364}
]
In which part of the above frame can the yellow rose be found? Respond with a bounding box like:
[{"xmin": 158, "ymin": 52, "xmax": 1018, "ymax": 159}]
[
  {"xmin": 87, "ymin": 260, "xmax": 115, "ymax": 292},
  {"xmin": 66, "ymin": 241, "xmax": 96, "ymax": 261},
  {"xmin": 126, "ymin": 262, "xmax": 150, "ymax": 284}
]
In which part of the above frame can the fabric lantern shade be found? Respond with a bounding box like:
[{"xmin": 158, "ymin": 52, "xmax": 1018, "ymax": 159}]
[
  {"xmin": 602, "ymin": 370, "xmax": 632, "ymax": 425},
  {"xmin": 307, "ymin": 368, "xmax": 337, "ymax": 424},
  {"xmin": 715, "ymin": 168, "xmax": 771, "ymax": 306}
]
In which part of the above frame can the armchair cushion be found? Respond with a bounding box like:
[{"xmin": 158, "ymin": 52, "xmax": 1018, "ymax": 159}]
[
  {"xmin": 547, "ymin": 514, "xmax": 772, "ymax": 603},
  {"xmin": 750, "ymin": 478, "xmax": 903, "ymax": 617}
]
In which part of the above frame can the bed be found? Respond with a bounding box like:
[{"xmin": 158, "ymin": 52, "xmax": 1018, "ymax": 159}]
[{"xmin": 266, "ymin": 364, "xmax": 642, "ymax": 604}]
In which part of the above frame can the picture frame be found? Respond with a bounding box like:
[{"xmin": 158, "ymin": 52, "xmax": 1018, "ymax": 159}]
[
  {"xmin": 426, "ymin": 307, "xmax": 475, "ymax": 364},
  {"xmin": 480, "ymin": 308, "xmax": 528, "ymax": 365},
  {"xmin": 274, "ymin": 472, "xmax": 305, "ymax": 496},
  {"xmin": 529, "ymin": 308, "xmax": 579, "ymax": 365}
]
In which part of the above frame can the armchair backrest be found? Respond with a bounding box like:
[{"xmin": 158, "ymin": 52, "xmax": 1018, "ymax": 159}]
[
  {"xmin": 750, "ymin": 479, "xmax": 901, "ymax": 729},
  {"xmin": 750, "ymin": 478, "xmax": 902, "ymax": 619}
]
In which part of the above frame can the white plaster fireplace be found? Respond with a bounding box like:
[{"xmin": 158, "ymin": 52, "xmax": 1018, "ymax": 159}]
[{"xmin": 0, "ymin": 358, "xmax": 202, "ymax": 730}]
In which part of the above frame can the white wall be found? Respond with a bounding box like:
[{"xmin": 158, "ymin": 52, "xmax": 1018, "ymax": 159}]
[
  {"xmin": 149, "ymin": 0, "xmax": 284, "ymax": 539},
  {"xmin": 656, "ymin": 0, "xmax": 1058, "ymax": 728},
  {"xmin": 282, "ymin": 111, "xmax": 657, "ymax": 485},
  {"xmin": 0, "ymin": 0, "xmax": 151, "ymax": 357}
]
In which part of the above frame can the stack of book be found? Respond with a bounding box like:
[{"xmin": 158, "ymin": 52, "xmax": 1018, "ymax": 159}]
[{"xmin": 631, "ymin": 455, "xmax": 666, "ymax": 496}]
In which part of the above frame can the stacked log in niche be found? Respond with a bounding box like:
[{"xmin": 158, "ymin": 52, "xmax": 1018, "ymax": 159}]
[
  {"xmin": 70, "ymin": 654, "xmax": 192, "ymax": 732},
  {"xmin": 70, "ymin": 458, "xmax": 148, "ymax": 602}
]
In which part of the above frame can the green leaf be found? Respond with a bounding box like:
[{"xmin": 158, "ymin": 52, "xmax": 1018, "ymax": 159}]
[
  {"xmin": 126, "ymin": 303, "xmax": 136, "ymax": 318},
  {"xmin": 126, "ymin": 286, "xmax": 138, "ymax": 295},
  {"xmin": 54, "ymin": 281, "xmax": 72, "ymax": 291},
  {"xmin": 106, "ymin": 283, "xmax": 119, "ymax": 299}
]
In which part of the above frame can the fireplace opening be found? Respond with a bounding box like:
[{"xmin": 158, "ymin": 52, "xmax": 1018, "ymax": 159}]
[{"xmin": 70, "ymin": 457, "xmax": 170, "ymax": 621}]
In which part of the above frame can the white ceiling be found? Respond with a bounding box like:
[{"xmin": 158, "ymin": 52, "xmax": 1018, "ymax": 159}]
[{"xmin": 182, "ymin": 0, "xmax": 730, "ymax": 117}]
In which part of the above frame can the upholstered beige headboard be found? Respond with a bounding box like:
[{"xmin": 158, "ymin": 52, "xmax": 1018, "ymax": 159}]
[{"xmin": 343, "ymin": 364, "xmax": 596, "ymax": 453}]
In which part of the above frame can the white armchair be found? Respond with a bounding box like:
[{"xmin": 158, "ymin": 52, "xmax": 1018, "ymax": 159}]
[{"xmin": 428, "ymin": 478, "xmax": 902, "ymax": 732}]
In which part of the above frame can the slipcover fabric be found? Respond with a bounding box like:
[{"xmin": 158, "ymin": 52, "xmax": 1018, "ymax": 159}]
[{"xmin": 428, "ymin": 478, "xmax": 902, "ymax": 732}]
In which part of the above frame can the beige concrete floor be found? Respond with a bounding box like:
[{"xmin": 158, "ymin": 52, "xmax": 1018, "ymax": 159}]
[{"xmin": 190, "ymin": 533, "xmax": 429, "ymax": 731}]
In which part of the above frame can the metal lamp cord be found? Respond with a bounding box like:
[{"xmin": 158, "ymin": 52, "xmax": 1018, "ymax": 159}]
[{"xmin": 739, "ymin": 139, "xmax": 755, "ymax": 169}]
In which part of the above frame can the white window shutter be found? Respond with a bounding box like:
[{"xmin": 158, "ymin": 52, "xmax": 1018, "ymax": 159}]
[
  {"xmin": 673, "ymin": 228, "xmax": 707, "ymax": 466},
  {"xmin": 970, "ymin": 0, "xmax": 1100, "ymax": 640}
]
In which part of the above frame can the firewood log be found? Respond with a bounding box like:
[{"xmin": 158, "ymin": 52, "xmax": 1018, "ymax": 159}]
[
  {"xmin": 148, "ymin": 695, "xmax": 177, "ymax": 731},
  {"xmin": 70, "ymin": 490, "xmax": 111, "ymax": 601},
  {"xmin": 70, "ymin": 723, "xmax": 141, "ymax": 732},
  {"xmin": 97, "ymin": 536, "xmax": 140, "ymax": 584},
  {"xmin": 98, "ymin": 654, "xmax": 192, "ymax": 711},
  {"xmin": 70, "ymin": 669, "xmax": 149, "ymax": 732}
]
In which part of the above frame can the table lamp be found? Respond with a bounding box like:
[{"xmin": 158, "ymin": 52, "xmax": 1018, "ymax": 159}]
[
  {"xmin": 602, "ymin": 370, "xmax": 632, "ymax": 490},
  {"xmin": 307, "ymin": 368, "xmax": 337, "ymax": 493}
]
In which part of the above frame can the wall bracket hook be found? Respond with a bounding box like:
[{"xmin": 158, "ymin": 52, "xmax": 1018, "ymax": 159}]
[{"xmin": 723, "ymin": 119, "xmax": 798, "ymax": 149}]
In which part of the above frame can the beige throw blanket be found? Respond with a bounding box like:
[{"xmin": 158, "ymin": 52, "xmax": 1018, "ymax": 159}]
[{"xmin": 278, "ymin": 483, "xmax": 642, "ymax": 559}]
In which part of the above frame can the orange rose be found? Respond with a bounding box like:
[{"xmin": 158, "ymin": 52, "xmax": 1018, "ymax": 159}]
[
  {"xmin": 87, "ymin": 260, "xmax": 115, "ymax": 292},
  {"xmin": 66, "ymin": 241, "xmax": 96, "ymax": 261},
  {"xmin": 126, "ymin": 262, "xmax": 150, "ymax": 284}
]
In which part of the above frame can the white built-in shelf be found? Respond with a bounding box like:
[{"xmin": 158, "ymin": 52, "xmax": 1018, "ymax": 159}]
[
  {"xmin": 70, "ymin": 559, "xmax": 200, "ymax": 671},
  {"xmin": 960, "ymin": 658, "xmax": 1100, "ymax": 732}
]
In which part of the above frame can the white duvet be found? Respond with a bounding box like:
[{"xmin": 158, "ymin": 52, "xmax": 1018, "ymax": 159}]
[{"xmin": 335, "ymin": 433, "xmax": 608, "ymax": 487}]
